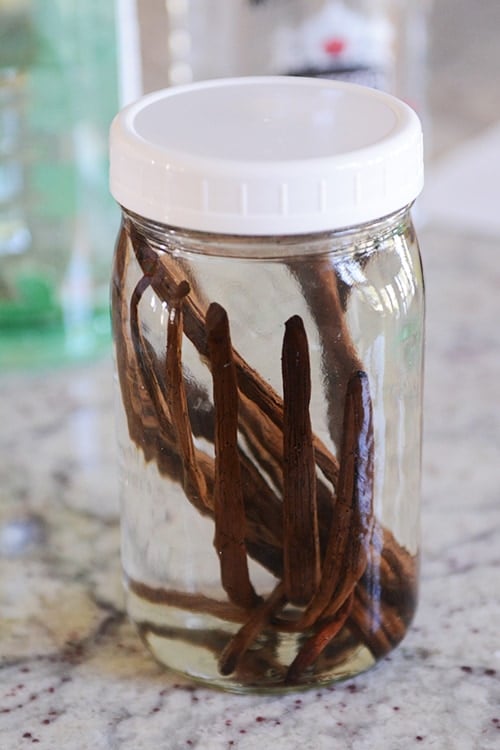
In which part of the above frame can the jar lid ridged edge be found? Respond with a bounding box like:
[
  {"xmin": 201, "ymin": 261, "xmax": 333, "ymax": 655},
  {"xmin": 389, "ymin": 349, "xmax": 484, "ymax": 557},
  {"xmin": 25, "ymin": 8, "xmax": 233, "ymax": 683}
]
[{"xmin": 109, "ymin": 76, "xmax": 424, "ymax": 235}]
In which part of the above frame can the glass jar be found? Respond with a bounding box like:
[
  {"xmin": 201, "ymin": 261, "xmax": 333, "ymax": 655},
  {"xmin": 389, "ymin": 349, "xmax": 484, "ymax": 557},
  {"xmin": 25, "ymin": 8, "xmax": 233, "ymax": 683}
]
[{"xmin": 110, "ymin": 77, "xmax": 424, "ymax": 693}]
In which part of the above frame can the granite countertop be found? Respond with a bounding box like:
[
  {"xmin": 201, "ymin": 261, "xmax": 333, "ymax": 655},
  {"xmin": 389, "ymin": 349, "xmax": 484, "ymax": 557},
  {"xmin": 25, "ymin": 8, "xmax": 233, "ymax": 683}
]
[
  {"xmin": 1, "ymin": 216, "xmax": 499, "ymax": 750},
  {"xmin": 2, "ymin": 3, "xmax": 500, "ymax": 749}
]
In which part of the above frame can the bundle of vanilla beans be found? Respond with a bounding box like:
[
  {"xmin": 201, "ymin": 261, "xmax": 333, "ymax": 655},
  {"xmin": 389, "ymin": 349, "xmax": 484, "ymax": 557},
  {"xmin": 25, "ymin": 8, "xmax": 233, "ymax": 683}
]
[{"xmin": 112, "ymin": 218, "xmax": 417, "ymax": 685}]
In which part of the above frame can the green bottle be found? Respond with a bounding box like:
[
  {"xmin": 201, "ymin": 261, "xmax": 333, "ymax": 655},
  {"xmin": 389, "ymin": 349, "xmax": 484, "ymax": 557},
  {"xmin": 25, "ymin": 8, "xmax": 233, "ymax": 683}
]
[{"xmin": 0, "ymin": 1, "xmax": 119, "ymax": 369}]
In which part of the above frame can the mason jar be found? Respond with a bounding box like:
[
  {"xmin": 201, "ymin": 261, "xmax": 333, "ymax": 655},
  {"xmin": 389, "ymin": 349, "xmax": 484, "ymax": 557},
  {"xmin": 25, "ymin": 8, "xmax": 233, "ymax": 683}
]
[{"xmin": 109, "ymin": 77, "xmax": 424, "ymax": 693}]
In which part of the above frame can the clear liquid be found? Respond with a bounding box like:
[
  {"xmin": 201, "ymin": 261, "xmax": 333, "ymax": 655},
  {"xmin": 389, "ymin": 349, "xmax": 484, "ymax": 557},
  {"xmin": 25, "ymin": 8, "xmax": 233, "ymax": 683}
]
[
  {"xmin": 119, "ymin": 443, "xmax": 416, "ymax": 692},
  {"xmin": 114, "ymin": 214, "xmax": 423, "ymax": 690},
  {"xmin": 127, "ymin": 585, "xmax": 377, "ymax": 693}
]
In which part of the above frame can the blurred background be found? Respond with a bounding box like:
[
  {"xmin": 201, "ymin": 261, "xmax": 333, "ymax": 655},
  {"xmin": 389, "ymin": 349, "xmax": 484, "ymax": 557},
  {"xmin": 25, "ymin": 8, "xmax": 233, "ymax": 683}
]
[
  {"xmin": 1, "ymin": 0, "xmax": 498, "ymax": 373},
  {"xmin": 0, "ymin": 0, "xmax": 499, "ymax": 519},
  {"xmin": 0, "ymin": 2, "xmax": 118, "ymax": 368}
]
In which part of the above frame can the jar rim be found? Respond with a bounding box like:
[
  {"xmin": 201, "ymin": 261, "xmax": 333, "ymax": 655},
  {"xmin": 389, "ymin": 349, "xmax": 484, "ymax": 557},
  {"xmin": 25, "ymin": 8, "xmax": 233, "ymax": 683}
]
[{"xmin": 123, "ymin": 204, "xmax": 414, "ymax": 261}]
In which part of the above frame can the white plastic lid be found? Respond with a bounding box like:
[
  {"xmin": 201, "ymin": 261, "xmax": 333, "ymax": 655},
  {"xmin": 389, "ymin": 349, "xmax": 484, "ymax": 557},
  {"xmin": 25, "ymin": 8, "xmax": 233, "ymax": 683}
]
[{"xmin": 110, "ymin": 77, "xmax": 423, "ymax": 236}]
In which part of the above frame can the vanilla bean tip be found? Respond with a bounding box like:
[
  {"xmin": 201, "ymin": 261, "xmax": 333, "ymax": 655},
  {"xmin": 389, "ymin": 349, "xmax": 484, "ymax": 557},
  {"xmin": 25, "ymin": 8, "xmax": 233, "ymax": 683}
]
[
  {"xmin": 218, "ymin": 651, "xmax": 238, "ymax": 676},
  {"xmin": 206, "ymin": 302, "xmax": 228, "ymax": 335},
  {"xmin": 175, "ymin": 279, "xmax": 191, "ymax": 300},
  {"xmin": 285, "ymin": 314, "xmax": 304, "ymax": 330},
  {"xmin": 283, "ymin": 315, "xmax": 308, "ymax": 350}
]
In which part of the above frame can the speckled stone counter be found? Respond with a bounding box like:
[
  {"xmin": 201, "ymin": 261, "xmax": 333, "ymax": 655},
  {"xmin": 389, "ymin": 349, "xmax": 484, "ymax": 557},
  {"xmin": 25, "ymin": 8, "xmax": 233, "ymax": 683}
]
[{"xmin": 1, "ymin": 214, "xmax": 500, "ymax": 749}]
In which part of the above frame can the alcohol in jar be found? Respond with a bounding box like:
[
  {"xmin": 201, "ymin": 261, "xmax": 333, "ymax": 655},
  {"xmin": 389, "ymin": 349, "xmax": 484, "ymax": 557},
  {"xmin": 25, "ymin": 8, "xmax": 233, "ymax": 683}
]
[{"xmin": 111, "ymin": 208, "xmax": 423, "ymax": 692}]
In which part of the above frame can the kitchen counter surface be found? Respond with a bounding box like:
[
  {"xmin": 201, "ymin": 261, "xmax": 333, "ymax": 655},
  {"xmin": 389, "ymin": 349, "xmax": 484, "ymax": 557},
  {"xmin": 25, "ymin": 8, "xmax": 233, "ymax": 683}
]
[
  {"xmin": 2, "ymin": 2, "xmax": 500, "ymax": 748},
  {"xmin": 1, "ymin": 218, "xmax": 499, "ymax": 750}
]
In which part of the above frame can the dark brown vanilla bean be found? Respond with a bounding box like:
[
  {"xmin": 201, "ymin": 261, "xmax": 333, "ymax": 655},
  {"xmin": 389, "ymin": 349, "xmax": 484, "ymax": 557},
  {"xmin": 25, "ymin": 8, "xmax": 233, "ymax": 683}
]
[
  {"xmin": 237, "ymin": 379, "xmax": 337, "ymax": 525},
  {"xmin": 166, "ymin": 280, "xmax": 211, "ymax": 511},
  {"xmin": 129, "ymin": 274, "xmax": 213, "ymax": 506},
  {"xmin": 206, "ymin": 302, "xmax": 260, "ymax": 610},
  {"xmin": 137, "ymin": 620, "xmax": 230, "ymax": 659},
  {"xmin": 285, "ymin": 592, "xmax": 354, "ymax": 684},
  {"xmin": 282, "ymin": 315, "xmax": 321, "ymax": 606},
  {"xmin": 113, "ymin": 229, "xmax": 185, "ymax": 480},
  {"xmin": 289, "ymin": 257, "xmax": 364, "ymax": 449},
  {"xmin": 237, "ymin": 391, "xmax": 285, "ymax": 495},
  {"xmin": 218, "ymin": 582, "xmax": 286, "ymax": 676},
  {"xmin": 128, "ymin": 577, "xmax": 250, "ymax": 623},
  {"xmin": 130, "ymin": 276, "xmax": 173, "ymax": 442},
  {"xmin": 315, "ymin": 371, "xmax": 373, "ymax": 620},
  {"xmin": 283, "ymin": 370, "xmax": 374, "ymax": 632},
  {"xmin": 112, "ymin": 225, "xmax": 155, "ymax": 451}
]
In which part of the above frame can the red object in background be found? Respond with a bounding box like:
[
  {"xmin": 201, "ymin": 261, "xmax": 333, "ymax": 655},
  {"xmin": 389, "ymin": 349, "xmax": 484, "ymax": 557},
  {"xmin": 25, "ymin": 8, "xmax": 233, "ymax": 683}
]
[{"xmin": 323, "ymin": 37, "xmax": 346, "ymax": 56}]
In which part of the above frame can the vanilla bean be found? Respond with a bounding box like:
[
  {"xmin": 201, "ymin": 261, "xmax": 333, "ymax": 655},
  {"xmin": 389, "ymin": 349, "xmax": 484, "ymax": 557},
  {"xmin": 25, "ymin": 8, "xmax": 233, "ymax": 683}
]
[
  {"xmin": 128, "ymin": 223, "xmax": 340, "ymax": 489},
  {"xmin": 218, "ymin": 582, "xmax": 286, "ymax": 676},
  {"xmin": 239, "ymin": 455, "xmax": 283, "ymax": 552},
  {"xmin": 290, "ymin": 370, "xmax": 374, "ymax": 630},
  {"xmin": 137, "ymin": 621, "xmax": 229, "ymax": 657},
  {"xmin": 122, "ymin": 227, "xmax": 288, "ymax": 574},
  {"xmin": 285, "ymin": 591, "xmax": 354, "ymax": 684},
  {"xmin": 129, "ymin": 275, "xmax": 197, "ymax": 486},
  {"xmin": 112, "ymin": 225, "xmax": 156, "ymax": 451},
  {"xmin": 237, "ymin": 392, "xmax": 284, "ymax": 494},
  {"xmin": 348, "ymin": 532, "xmax": 417, "ymax": 659},
  {"xmin": 206, "ymin": 302, "xmax": 260, "ymax": 610},
  {"xmin": 362, "ymin": 524, "xmax": 418, "ymax": 618},
  {"xmin": 282, "ymin": 315, "xmax": 321, "ymax": 606},
  {"xmin": 350, "ymin": 587, "xmax": 395, "ymax": 658},
  {"xmin": 113, "ymin": 229, "xmax": 185, "ymax": 478},
  {"xmin": 289, "ymin": 257, "xmax": 363, "ymax": 448},
  {"xmin": 130, "ymin": 276, "xmax": 173, "ymax": 439},
  {"xmin": 127, "ymin": 577, "xmax": 251, "ymax": 623},
  {"xmin": 135, "ymin": 334, "xmax": 285, "ymax": 560},
  {"xmin": 117, "ymin": 222, "xmax": 419, "ymax": 678},
  {"xmin": 380, "ymin": 528, "xmax": 419, "ymax": 592},
  {"xmin": 166, "ymin": 280, "xmax": 211, "ymax": 511},
  {"xmin": 130, "ymin": 270, "xmax": 218, "ymax": 515},
  {"xmin": 236, "ymin": 380, "xmax": 337, "ymax": 526}
]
